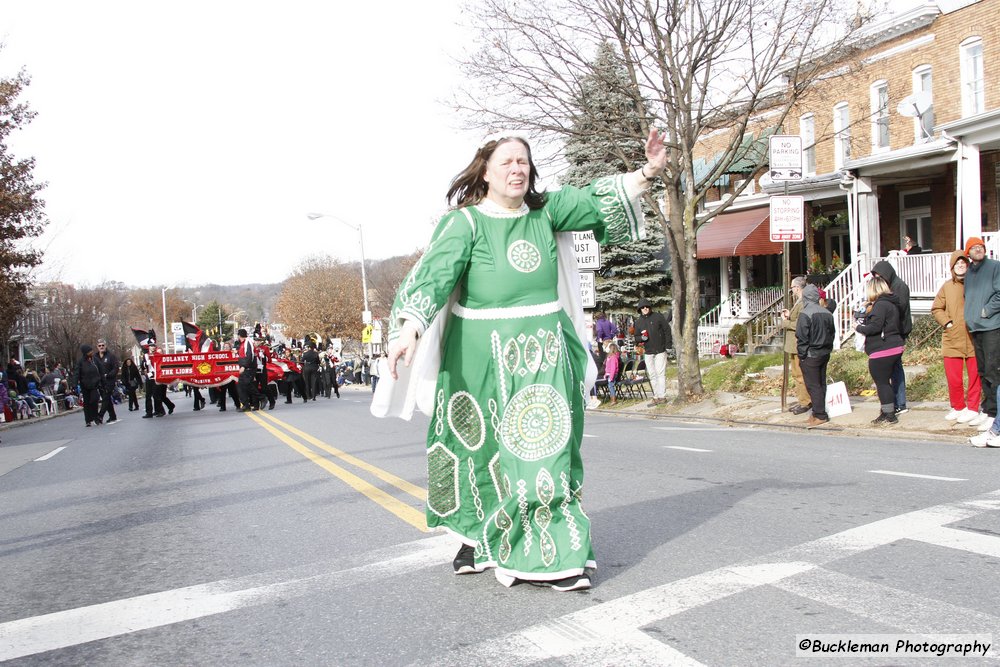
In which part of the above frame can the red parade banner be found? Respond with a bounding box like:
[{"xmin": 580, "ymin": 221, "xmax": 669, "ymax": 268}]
[{"xmin": 151, "ymin": 352, "xmax": 241, "ymax": 387}]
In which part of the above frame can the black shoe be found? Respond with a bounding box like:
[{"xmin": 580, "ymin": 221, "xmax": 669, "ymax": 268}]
[
  {"xmin": 219, "ymin": 406, "xmax": 226, "ymax": 412},
  {"xmin": 167, "ymin": 406, "xmax": 174, "ymax": 415},
  {"xmin": 550, "ymin": 574, "xmax": 592, "ymax": 592},
  {"xmin": 193, "ymin": 406, "xmax": 201, "ymax": 411},
  {"xmin": 237, "ymin": 407, "xmax": 250, "ymax": 413},
  {"xmin": 142, "ymin": 414, "xmax": 153, "ymax": 419},
  {"xmin": 285, "ymin": 399, "xmax": 293, "ymax": 404},
  {"xmin": 453, "ymin": 544, "xmax": 478, "ymax": 575},
  {"xmin": 85, "ymin": 422, "xmax": 92, "ymax": 427},
  {"xmin": 790, "ymin": 403, "xmax": 812, "ymax": 415},
  {"xmin": 268, "ymin": 402, "xmax": 275, "ymax": 410},
  {"xmin": 894, "ymin": 405, "xmax": 909, "ymax": 415},
  {"xmin": 154, "ymin": 413, "xmax": 164, "ymax": 418},
  {"xmin": 873, "ymin": 411, "xmax": 899, "ymax": 426}
]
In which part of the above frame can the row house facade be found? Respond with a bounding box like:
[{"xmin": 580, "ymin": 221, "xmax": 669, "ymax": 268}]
[{"xmin": 693, "ymin": 0, "xmax": 1000, "ymax": 353}]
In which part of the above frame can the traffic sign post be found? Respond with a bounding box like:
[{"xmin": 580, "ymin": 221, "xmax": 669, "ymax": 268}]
[{"xmin": 768, "ymin": 136, "xmax": 804, "ymax": 411}]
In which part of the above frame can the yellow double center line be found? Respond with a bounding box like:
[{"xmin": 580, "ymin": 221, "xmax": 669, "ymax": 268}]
[{"xmin": 246, "ymin": 411, "xmax": 427, "ymax": 532}]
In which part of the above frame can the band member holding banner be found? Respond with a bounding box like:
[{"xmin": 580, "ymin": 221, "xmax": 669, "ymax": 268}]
[
  {"xmin": 182, "ymin": 321, "xmax": 213, "ymax": 411},
  {"xmin": 152, "ymin": 345, "xmax": 176, "ymax": 416},
  {"xmin": 133, "ymin": 329, "xmax": 164, "ymax": 418}
]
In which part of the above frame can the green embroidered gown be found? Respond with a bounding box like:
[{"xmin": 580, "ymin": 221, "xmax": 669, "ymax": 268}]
[{"xmin": 389, "ymin": 175, "xmax": 645, "ymax": 581}]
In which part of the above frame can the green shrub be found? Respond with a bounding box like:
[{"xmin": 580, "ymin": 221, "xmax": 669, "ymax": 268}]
[
  {"xmin": 908, "ymin": 315, "xmax": 942, "ymax": 349},
  {"xmin": 727, "ymin": 323, "xmax": 747, "ymax": 349},
  {"xmin": 826, "ymin": 349, "xmax": 873, "ymax": 394},
  {"xmin": 701, "ymin": 352, "xmax": 783, "ymax": 392}
]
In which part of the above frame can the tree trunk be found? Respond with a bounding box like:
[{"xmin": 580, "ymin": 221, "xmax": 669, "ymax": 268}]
[{"xmin": 663, "ymin": 188, "xmax": 705, "ymax": 402}]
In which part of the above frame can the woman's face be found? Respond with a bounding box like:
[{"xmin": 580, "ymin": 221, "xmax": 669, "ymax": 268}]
[
  {"xmin": 484, "ymin": 140, "xmax": 530, "ymax": 208},
  {"xmin": 955, "ymin": 258, "xmax": 969, "ymax": 275}
]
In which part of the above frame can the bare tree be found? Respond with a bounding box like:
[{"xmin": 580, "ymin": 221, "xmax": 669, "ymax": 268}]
[
  {"xmin": 457, "ymin": 0, "xmax": 863, "ymax": 399},
  {"xmin": 274, "ymin": 255, "xmax": 365, "ymax": 342},
  {"xmin": 366, "ymin": 252, "xmax": 422, "ymax": 320}
]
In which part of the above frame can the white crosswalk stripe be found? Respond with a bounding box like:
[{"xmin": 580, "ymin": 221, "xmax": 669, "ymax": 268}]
[{"xmin": 423, "ymin": 488, "xmax": 1000, "ymax": 665}]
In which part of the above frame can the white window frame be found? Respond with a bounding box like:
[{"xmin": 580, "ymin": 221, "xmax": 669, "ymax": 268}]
[
  {"xmin": 899, "ymin": 187, "xmax": 932, "ymax": 249},
  {"xmin": 911, "ymin": 65, "xmax": 934, "ymax": 143},
  {"xmin": 834, "ymin": 102, "xmax": 851, "ymax": 170},
  {"xmin": 734, "ymin": 177, "xmax": 756, "ymax": 197},
  {"xmin": 870, "ymin": 80, "xmax": 890, "ymax": 152},
  {"xmin": 960, "ymin": 37, "xmax": 984, "ymax": 117},
  {"xmin": 799, "ymin": 114, "xmax": 816, "ymax": 176}
]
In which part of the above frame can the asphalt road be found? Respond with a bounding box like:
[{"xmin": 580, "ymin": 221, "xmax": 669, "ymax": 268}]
[{"xmin": 1, "ymin": 387, "xmax": 998, "ymax": 665}]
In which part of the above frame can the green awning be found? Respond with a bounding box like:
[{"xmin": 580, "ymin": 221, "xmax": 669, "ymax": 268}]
[
  {"xmin": 22, "ymin": 342, "xmax": 46, "ymax": 360},
  {"xmin": 726, "ymin": 126, "xmax": 778, "ymax": 173}
]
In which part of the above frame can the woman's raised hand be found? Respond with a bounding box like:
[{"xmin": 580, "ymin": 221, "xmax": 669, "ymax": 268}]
[{"xmin": 644, "ymin": 128, "xmax": 667, "ymax": 175}]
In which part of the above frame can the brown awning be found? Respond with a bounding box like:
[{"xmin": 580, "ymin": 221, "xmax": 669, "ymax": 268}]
[{"xmin": 695, "ymin": 206, "xmax": 783, "ymax": 259}]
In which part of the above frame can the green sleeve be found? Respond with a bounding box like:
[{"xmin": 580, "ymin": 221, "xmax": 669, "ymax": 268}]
[
  {"xmin": 545, "ymin": 175, "xmax": 646, "ymax": 245},
  {"xmin": 388, "ymin": 210, "xmax": 474, "ymax": 341}
]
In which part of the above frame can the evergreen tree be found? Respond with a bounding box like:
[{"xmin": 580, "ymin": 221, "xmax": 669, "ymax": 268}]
[
  {"xmin": 0, "ymin": 63, "xmax": 47, "ymax": 345},
  {"xmin": 562, "ymin": 43, "xmax": 669, "ymax": 317}
]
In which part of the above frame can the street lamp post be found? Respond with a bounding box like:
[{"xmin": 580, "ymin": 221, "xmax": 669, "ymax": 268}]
[
  {"xmin": 306, "ymin": 213, "xmax": 370, "ymax": 324},
  {"xmin": 183, "ymin": 299, "xmax": 204, "ymax": 323},
  {"xmin": 161, "ymin": 285, "xmax": 175, "ymax": 352}
]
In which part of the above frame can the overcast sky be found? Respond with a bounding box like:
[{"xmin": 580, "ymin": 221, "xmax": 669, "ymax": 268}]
[
  {"xmin": 2, "ymin": 0, "xmax": 947, "ymax": 289},
  {"xmin": 2, "ymin": 1, "xmax": 483, "ymax": 288}
]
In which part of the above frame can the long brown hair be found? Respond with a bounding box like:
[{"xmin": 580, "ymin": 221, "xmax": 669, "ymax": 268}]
[{"xmin": 446, "ymin": 137, "xmax": 546, "ymax": 210}]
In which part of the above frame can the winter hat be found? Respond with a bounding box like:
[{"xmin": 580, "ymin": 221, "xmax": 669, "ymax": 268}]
[
  {"xmin": 965, "ymin": 237, "xmax": 985, "ymax": 255},
  {"xmin": 80, "ymin": 344, "xmax": 93, "ymax": 355}
]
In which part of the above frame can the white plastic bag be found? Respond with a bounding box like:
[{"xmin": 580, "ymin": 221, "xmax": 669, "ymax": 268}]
[{"xmin": 825, "ymin": 381, "xmax": 852, "ymax": 418}]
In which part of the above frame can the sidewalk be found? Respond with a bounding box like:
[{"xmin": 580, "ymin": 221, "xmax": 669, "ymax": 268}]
[{"xmin": 593, "ymin": 393, "xmax": 982, "ymax": 445}]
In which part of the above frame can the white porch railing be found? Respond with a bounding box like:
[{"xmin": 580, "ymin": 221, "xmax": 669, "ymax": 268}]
[
  {"xmin": 982, "ymin": 232, "xmax": 1000, "ymax": 259},
  {"xmin": 826, "ymin": 251, "xmax": 953, "ymax": 348},
  {"xmin": 697, "ymin": 286, "xmax": 783, "ymax": 355}
]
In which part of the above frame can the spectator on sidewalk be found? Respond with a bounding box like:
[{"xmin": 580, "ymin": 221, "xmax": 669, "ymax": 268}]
[
  {"xmin": 634, "ymin": 297, "xmax": 671, "ymax": 406},
  {"xmin": 855, "ymin": 276, "xmax": 904, "ymax": 426},
  {"xmin": 871, "ymin": 260, "xmax": 912, "ymax": 415},
  {"xmin": 794, "ymin": 284, "xmax": 835, "ymax": 428},
  {"xmin": 594, "ymin": 311, "xmax": 618, "ymax": 369},
  {"xmin": 931, "ymin": 250, "xmax": 980, "ymax": 425},
  {"xmin": 964, "ymin": 236, "xmax": 1000, "ymax": 445},
  {"xmin": 780, "ymin": 276, "xmax": 811, "ymax": 415},
  {"xmin": 604, "ymin": 342, "xmax": 622, "ymax": 406}
]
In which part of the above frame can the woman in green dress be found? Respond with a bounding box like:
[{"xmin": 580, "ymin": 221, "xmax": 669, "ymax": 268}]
[{"xmin": 380, "ymin": 130, "xmax": 666, "ymax": 591}]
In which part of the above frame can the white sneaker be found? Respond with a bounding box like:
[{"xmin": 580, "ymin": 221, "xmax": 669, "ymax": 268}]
[
  {"xmin": 970, "ymin": 412, "xmax": 990, "ymax": 427},
  {"xmin": 586, "ymin": 398, "xmax": 601, "ymax": 410},
  {"xmin": 971, "ymin": 430, "xmax": 1000, "ymax": 447},
  {"xmin": 956, "ymin": 408, "xmax": 978, "ymax": 424},
  {"xmin": 979, "ymin": 416, "xmax": 996, "ymax": 431},
  {"xmin": 945, "ymin": 409, "xmax": 961, "ymax": 421}
]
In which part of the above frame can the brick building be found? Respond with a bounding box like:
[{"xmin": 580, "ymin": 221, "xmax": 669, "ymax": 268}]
[{"xmin": 694, "ymin": 0, "xmax": 999, "ymax": 351}]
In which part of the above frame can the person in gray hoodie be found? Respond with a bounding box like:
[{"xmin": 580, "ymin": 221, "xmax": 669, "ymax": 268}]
[
  {"xmin": 871, "ymin": 260, "xmax": 912, "ymax": 414},
  {"xmin": 794, "ymin": 284, "xmax": 835, "ymax": 427},
  {"xmin": 962, "ymin": 236, "xmax": 1000, "ymax": 436}
]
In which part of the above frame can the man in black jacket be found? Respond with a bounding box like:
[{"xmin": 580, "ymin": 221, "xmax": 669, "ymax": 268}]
[
  {"xmin": 795, "ymin": 285, "xmax": 835, "ymax": 427},
  {"xmin": 74, "ymin": 344, "xmax": 103, "ymax": 427},
  {"xmin": 871, "ymin": 260, "xmax": 912, "ymax": 414},
  {"xmin": 94, "ymin": 338, "xmax": 120, "ymax": 424},
  {"xmin": 633, "ymin": 297, "xmax": 672, "ymax": 406}
]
